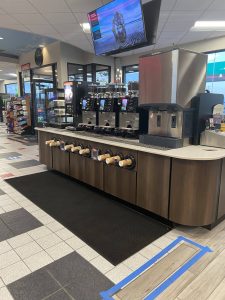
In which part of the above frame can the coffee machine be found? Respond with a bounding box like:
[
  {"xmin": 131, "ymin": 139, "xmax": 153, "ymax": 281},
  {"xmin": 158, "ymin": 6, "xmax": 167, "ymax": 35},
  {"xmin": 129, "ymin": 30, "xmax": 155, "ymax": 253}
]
[
  {"xmin": 139, "ymin": 48, "xmax": 208, "ymax": 148},
  {"xmin": 95, "ymin": 98, "xmax": 119, "ymax": 134},
  {"xmin": 76, "ymin": 97, "xmax": 98, "ymax": 131}
]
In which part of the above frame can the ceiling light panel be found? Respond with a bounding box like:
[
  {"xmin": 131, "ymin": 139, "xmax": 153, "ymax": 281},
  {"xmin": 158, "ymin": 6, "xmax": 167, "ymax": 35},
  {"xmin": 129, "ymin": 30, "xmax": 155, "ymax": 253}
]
[{"xmin": 192, "ymin": 21, "xmax": 225, "ymax": 31}]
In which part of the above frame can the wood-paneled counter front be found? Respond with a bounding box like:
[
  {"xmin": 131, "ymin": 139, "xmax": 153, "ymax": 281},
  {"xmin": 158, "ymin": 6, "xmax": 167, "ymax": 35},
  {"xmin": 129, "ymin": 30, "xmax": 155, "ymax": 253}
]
[{"xmin": 36, "ymin": 127, "xmax": 225, "ymax": 227}]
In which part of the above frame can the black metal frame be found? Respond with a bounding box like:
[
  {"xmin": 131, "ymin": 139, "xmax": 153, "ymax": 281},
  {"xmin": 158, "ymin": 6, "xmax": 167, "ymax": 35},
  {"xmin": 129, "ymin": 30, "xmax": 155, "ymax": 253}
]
[{"xmin": 67, "ymin": 62, "xmax": 111, "ymax": 83}]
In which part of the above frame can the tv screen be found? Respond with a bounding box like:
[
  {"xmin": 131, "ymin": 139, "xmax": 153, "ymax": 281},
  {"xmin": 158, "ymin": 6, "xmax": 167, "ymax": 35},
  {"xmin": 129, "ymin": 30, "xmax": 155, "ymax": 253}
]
[{"xmin": 88, "ymin": 0, "xmax": 147, "ymax": 55}]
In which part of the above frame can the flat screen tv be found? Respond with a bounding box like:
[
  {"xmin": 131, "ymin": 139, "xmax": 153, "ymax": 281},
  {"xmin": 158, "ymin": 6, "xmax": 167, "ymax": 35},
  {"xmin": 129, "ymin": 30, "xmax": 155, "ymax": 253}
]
[{"xmin": 88, "ymin": 0, "xmax": 161, "ymax": 56}]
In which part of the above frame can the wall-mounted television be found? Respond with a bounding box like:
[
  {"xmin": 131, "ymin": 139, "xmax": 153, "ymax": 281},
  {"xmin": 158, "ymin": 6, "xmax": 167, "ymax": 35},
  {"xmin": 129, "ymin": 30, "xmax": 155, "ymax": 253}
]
[{"xmin": 88, "ymin": 0, "xmax": 161, "ymax": 56}]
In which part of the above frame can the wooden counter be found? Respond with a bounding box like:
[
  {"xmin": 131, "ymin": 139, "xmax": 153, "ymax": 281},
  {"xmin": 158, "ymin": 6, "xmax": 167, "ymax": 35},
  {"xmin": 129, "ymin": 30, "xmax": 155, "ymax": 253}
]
[{"xmin": 36, "ymin": 127, "xmax": 225, "ymax": 227}]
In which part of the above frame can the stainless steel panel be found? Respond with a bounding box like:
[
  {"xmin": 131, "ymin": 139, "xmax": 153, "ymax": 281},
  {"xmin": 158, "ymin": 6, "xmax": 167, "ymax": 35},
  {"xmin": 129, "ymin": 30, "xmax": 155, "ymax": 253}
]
[
  {"xmin": 200, "ymin": 130, "xmax": 225, "ymax": 149},
  {"xmin": 119, "ymin": 113, "xmax": 139, "ymax": 130},
  {"xmin": 139, "ymin": 49, "xmax": 207, "ymax": 108},
  {"xmin": 99, "ymin": 112, "xmax": 116, "ymax": 127},
  {"xmin": 148, "ymin": 110, "xmax": 183, "ymax": 138},
  {"xmin": 82, "ymin": 111, "xmax": 97, "ymax": 126}
]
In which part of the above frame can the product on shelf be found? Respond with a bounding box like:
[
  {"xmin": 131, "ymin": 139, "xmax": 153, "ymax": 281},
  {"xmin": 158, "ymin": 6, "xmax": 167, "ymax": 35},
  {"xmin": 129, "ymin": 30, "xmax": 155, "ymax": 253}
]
[{"xmin": 6, "ymin": 96, "xmax": 31, "ymax": 135}]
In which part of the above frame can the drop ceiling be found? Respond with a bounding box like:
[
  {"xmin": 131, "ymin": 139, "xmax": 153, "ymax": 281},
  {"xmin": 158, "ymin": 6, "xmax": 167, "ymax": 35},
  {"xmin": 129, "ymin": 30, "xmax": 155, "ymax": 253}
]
[
  {"xmin": 0, "ymin": 0, "xmax": 225, "ymax": 57},
  {"xmin": 0, "ymin": 61, "xmax": 18, "ymax": 80}
]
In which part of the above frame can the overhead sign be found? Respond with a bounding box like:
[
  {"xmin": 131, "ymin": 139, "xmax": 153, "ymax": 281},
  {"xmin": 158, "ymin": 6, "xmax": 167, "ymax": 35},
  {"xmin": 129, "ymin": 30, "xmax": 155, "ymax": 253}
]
[{"xmin": 21, "ymin": 63, "xmax": 30, "ymax": 71}]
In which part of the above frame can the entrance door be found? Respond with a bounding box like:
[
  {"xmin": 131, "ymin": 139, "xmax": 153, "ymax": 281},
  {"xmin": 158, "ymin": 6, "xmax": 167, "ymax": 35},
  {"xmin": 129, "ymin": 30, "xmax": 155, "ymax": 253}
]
[
  {"xmin": 33, "ymin": 80, "xmax": 53, "ymax": 127},
  {"xmin": 31, "ymin": 64, "xmax": 57, "ymax": 128}
]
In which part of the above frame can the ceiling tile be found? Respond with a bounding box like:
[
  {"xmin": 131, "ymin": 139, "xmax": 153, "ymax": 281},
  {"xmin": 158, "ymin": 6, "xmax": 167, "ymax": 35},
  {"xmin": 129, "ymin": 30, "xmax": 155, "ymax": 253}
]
[
  {"xmin": 180, "ymin": 31, "xmax": 212, "ymax": 43},
  {"xmin": 29, "ymin": 0, "xmax": 71, "ymax": 13},
  {"xmin": 0, "ymin": 14, "xmax": 20, "ymax": 25},
  {"xmin": 12, "ymin": 13, "xmax": 48, "ymax": 25},
  {"xmin": 199, "ymin": 10, "xmax": 225, "ymax": 20},
  {"xmin": 25, "ymin": 24, "xmax": 59, "ymax": 36},
  {"xmin": 174, "ymin": 0, "xmax": 213, "ymax": 11},
  {"xmin": 160, "ymin": 0, "xmax": 177, "ymax": 11},
  {"xmin": 43, "ymin": 13, "xmax": 77, "ymax": 24},
  {"xmin": 65, "ymin": 0, "xmax": 102, "ymax": 12},
  {"xmin": 0, "ymin": 0, "xmax": 37, "ymax": 13},
  {"xmin": 163, "ymin": 20, "xmax": 195, "ymax": 32},
  {"xmin": 74, "ymin": 12, "xmax": 89, "ymax": 24},
  {"xmin": 209, "ymin": 0, "xmax": 225, "ymax": 10},
  {"xmin": 53, "ymin": 23, "xmax": 82, "ymax": 35}
]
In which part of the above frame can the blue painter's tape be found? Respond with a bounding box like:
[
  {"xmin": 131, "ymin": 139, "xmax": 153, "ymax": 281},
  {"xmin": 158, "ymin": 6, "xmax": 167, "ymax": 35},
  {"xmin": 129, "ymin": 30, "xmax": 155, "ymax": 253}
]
[{"xmin": 100, "ymin": 236, "xmax": 212, "ymax": 300}]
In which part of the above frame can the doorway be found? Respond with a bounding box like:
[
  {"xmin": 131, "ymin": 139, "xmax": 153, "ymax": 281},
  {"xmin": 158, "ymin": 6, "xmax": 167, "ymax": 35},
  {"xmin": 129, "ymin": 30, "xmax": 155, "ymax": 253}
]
[{"xmin": 31, "ymin": 64, "xmax": 57, "ymax": 128}]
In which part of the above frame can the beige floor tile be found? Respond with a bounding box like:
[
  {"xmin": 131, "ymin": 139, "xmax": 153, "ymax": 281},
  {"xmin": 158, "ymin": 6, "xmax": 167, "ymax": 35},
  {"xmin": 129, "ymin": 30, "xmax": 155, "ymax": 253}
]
[
  {"xmin": 123, "ymin": 253, "xmax": 148, "ymax": 271},
  {"xmin": 36, "ymin": 233, "xmax": 62, "ymax": 250},
  {"xmin": 15, "ymin": 241, "xmax": 42, "ymax": 260},
  {"xmin": 0, "ymin": 207, "xmax": 5, "ymax": 214},
  {"xmin": 0, "ymin": 241, "xmax": 11, "ymax": 255},
  {"xmin": 28, "ymin": 226, "xmax": 52, "ymax": 240},
  {"xmin": 0, "ymin": 287, "xmax": 14, "ymax": 300},
  {"xmin": 37, "ymin": 214, "xmax": 55, "ymax": 225},
  {"xmin": 46, "ymin": 221, "xmax": 64, "ymax": 232},
  {"xmin": 0, "ymin": 260, "xmax": 31, "ymax": 285},
  {"xmin": 2, "ymin": 202, "xmax": 21, "ymax": 212},
  {"xmin": 65, "ymin": 236, "xmax": 86, "ymax": 250},
  {"xmin": 0, "ymin": 250, "xmax": 21, "ymax": 269},
  {"xmin": 90, "ymin": 256, "xmax": 114, "ymax": 274},
  {"xmin": 7, "ymin": 233, "xmax": 33, "ymax": 249},
  {"xmin": 139, "ymin": 243, "xmax": 161, "ymax": 259},
  {"xmin": 55, "ymin": 228, "xmax": 74, "ymax": 240},
  {"xmin": 106, "ymin": 264, "xmax": 132, "ymax": 284},
  {"xmin": 0, "ymin": 277, "xmax": 4, "ymax": 288},
  {"xmin": 24, "ymin": 251, "xmax": 53, "ymax": 272},
  {"xmin": 76, "ymin": 245, "xmax": 99, "ymax": 261},
  {"xmin": 46, "ymin": 241, "xmax": 74, "ymax": 260}
]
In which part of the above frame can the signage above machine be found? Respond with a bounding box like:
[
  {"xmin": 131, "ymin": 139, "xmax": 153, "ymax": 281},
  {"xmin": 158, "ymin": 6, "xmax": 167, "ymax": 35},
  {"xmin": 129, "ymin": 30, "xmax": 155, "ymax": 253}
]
[
  {"xmin": 34, "ymin": 48, "xmax": 43, "ymax": 66},
  {"xmin": 21, "ymin": 63, "xmax": 30, "ymax": 71}
]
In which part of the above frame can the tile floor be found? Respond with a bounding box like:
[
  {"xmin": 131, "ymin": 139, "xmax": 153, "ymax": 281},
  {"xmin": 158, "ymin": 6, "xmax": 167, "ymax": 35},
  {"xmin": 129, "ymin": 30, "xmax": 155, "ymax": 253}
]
[{"xmin": 1, "ymin": 124, "xmax": 225, "ymax": 299}]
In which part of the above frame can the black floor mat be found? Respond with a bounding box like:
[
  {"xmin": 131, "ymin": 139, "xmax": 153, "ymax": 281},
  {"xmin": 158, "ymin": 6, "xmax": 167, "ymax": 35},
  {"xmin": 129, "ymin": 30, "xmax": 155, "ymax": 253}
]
[{"xmin": 6, "ymin": 171, "xmax": 171, "ymax": 265}]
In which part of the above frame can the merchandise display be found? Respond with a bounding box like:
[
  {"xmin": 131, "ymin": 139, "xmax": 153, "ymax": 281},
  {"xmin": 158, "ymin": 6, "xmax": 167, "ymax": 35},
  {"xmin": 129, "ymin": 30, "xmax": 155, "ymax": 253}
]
[{"xmin": 6, "ymin": 96, "xmax": 31, "ymax": 134}]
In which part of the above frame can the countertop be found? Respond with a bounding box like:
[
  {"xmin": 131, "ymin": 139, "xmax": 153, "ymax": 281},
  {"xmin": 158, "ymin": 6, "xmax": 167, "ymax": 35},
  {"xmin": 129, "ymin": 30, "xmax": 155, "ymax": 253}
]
[{"xmin": 35, "ymin": 127, "xmax": 225, "ymax": 161}]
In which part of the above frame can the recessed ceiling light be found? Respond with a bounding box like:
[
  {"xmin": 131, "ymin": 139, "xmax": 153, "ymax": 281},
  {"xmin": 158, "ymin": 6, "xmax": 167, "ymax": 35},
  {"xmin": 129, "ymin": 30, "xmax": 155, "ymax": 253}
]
[
  {"xmin": 78, "ymin": 68, "xmax": 83, "ymax": 71},
  {"xmin": 0, "ymin": 37, "xmax": 3, "ymax": 40},
  {"xmin": 80, "ymin": 23, "xmax": 91, "ymax": 33},
  {"xmin": 0, "ymin": 70, "xmax": 2, "ymax": 72},
  {"xmin": 192, "ymin": 21, "xmax": 225, "ymax": 31},
  {"xmin": 39, "ymin": 44, "xmax": 45, "ymax": 48},
  {"xmin": 8, "ymin": 73, "xmax": 17, "ymax": 77}
]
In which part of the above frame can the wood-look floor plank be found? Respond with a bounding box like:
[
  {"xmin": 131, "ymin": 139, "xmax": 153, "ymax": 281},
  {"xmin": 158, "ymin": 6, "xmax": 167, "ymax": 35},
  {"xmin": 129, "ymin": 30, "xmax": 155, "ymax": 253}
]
[
  {"xmin": 177, "ymin": 249, "xmax": 225, "ymax": 299},
  {"xmin": 207, "ymin": 278, "xmax": 225, "ymax": 300},
  {"xmin": 114, "ymin": 244, "xmax": 198, "ymax": 300}
]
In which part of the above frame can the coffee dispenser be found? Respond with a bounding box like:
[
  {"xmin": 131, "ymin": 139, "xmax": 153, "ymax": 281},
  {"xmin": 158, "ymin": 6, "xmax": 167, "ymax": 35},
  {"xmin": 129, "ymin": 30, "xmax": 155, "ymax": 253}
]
[
  {"xmin": 95, "ymin": 98, "xmax": 119, "ymax": 133},
  {"xmin": 76, "ymin": 97, "xmax": 98, "ymax": 131},
  {"xmin": 116, "ymin": 97, "xmax": 148, "ymax": 138}
]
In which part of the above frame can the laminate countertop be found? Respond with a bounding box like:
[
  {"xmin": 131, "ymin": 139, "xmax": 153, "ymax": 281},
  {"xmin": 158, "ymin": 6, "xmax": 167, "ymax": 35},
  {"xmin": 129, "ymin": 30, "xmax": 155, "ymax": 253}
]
[{"xmin": 35, "ymin": 127, "xmax": 225, "ymax": 161}]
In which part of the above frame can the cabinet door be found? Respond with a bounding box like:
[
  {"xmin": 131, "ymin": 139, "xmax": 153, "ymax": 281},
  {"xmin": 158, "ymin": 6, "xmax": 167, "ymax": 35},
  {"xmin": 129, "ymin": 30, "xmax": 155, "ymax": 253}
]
[
  {"xmin": 38, "ymin": 131, "xmax": 52, "ymax": 169},
  {"xmin": 70, "ymin": 153, "xmax": 86, "ymax": 182},
  {"xmin": 137, "ymin": 152, "xmax": 170, "ymax": 218},
  {"xmin": 104, "ymin": 165, "xmax": 137, "ymax": 204},
  {"xmin": 52, "ymin": 147, "xmax": 70, "ymax": 175},
  {"xmin": 170, "ymin": 158, "xmax": 220, "ymax": 226},
  {"xmin": 85, "ymin": 158, "xmax": 104, "ymax": 190}
]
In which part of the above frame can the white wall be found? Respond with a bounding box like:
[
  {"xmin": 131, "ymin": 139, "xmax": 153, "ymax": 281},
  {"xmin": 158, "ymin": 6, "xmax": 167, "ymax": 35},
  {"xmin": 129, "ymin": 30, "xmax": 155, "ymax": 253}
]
[{"xmin": 19, "ymin": 41, "xmax": 116, "ymax": 88}]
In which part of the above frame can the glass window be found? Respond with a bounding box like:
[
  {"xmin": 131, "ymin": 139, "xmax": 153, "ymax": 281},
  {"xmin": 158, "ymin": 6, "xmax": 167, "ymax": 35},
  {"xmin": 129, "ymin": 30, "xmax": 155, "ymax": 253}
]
[
  {"xmin": 5, "ymin": 83, "xmax": 18, "ymax": 95},
  {"xmin": 206, "ymin": 51, "xmax": 225, "ymax": 106},
  {"xmin": 68, "ymin": 63, "xmax": 84, "ymax": 81},
  {"xmin": 123, "ymin": 65, "xmax": 139, "ymax": 84}
]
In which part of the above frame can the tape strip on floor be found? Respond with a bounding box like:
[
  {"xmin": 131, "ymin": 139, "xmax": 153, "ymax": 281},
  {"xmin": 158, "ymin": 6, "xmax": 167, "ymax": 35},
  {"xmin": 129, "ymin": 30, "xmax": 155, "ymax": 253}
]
[{"xmin": 100, "ymin": 236, "xmax": 212, "ymax": 300}]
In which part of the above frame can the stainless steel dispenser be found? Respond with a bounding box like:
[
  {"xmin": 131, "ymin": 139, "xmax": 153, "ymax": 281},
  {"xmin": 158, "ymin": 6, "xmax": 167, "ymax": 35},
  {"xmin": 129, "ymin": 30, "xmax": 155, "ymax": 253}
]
[{"xmin": 139, "ymin": 48, "xmax": 207, "ymax": 148}]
